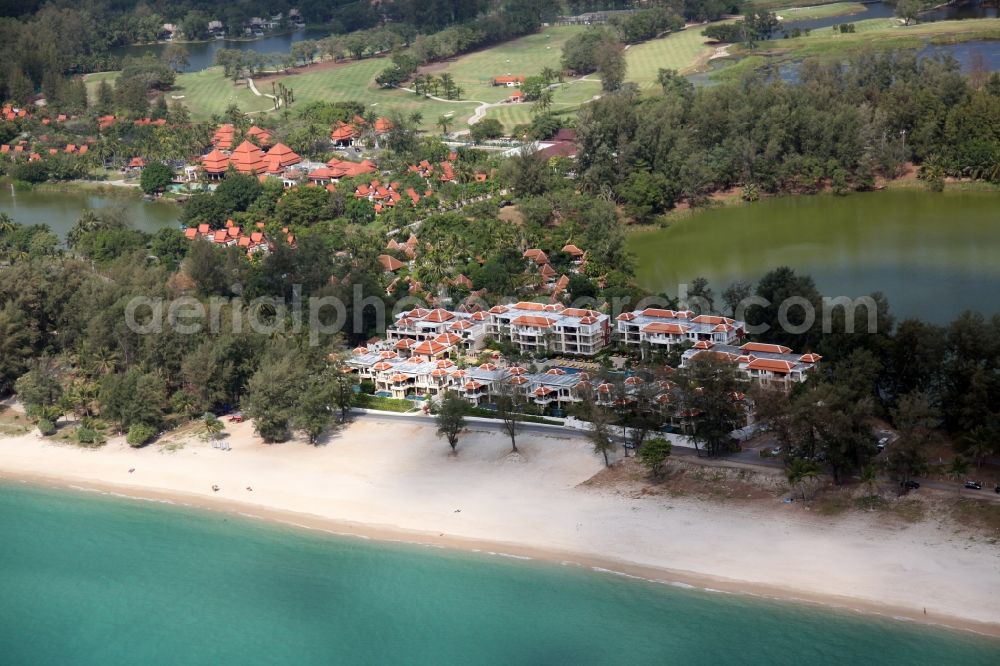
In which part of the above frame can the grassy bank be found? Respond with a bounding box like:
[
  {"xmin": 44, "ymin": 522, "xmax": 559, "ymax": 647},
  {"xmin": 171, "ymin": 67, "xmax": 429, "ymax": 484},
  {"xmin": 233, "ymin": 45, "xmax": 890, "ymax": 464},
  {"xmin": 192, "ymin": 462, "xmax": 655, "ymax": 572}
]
[
  {"xmin": 705, "ymin": 17, "xmax": 1000, "ymax": 82},
  {"xmin": 743, "ymin": 17, "xmax": 1000, "ymax": 61},
  {"xmin": 773, "ymin": 2, "xmax": 868, "ymax": 21}
]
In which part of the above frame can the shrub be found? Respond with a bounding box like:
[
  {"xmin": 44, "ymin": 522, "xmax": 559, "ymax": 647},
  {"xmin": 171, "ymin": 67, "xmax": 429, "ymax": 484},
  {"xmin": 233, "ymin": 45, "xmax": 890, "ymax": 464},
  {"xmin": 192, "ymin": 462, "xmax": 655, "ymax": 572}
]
[
  {"xmin": 76, "ymin": 427, "xmax": 105, "ymax": 446},
  {"xmin": 37, "ymin": 418, "xmax": 56, "ymax": 436},
  {"xmin": 126, "ymin": 423, "xmax": 157, "ymax": 447}
]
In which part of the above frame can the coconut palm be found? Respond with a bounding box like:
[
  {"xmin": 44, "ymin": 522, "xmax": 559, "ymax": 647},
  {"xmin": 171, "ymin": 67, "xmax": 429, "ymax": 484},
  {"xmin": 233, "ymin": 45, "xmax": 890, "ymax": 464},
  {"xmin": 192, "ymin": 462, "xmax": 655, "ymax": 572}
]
[
  {"xmin": 962, "ymin": 426, "xmax": 995, "ymax": 468},
  {"xmin": 786, "ymin": 457, "xmax": 819, "ymax": 501},
  {"xmin": 946, "ymin": 455, "xmax": 970, "ymax": 496},
  {"xmin": 436, "ymin": 115, "xmax": 452, "ymax": 136},
  {"xmin": 91, "ymin": 348, "xmax": 120, "ymax": 376},
  {"xmin": 533, "ymin": 89, "xmax": 553, "ymax": 115},
  {"xmin": 200, "ymin": 412, "xmax": 224, "ymax": 442},
  {"xmin": 0, "ymin": 212, "xmax": 15, "ymax": 235},
  {"xmin": 860, "ymin": 463, "xmax": 879, "ymax": 499}
]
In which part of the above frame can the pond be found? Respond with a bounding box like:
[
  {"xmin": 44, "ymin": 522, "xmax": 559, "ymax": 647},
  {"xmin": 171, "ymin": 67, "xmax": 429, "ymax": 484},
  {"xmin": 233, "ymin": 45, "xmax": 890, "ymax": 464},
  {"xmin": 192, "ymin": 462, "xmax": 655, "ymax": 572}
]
[
  {"xmin": 628, "ymin": 190, "xmax": 1000, "ymax": 323},
  {"xmin": 110, "ymin": 29, "xmax": 331, "ymax": 73},
  {"xmin": 0, "ymin": 188, "xmax": 180, "ymax": 241},
  {"xmin": 777, "ymin": 0, "xmax": 999, "ymax": 36}
]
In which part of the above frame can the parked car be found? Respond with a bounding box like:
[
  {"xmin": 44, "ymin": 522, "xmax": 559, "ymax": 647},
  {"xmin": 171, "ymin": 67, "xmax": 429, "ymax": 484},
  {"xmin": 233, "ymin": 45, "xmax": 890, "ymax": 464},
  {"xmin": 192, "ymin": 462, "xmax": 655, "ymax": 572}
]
[
  {"xmin": 228, "ymin": 413, "xmax": 244, "ymax": 423},
  {"xmin": 770, "ymin": 446, "xmax": 783, "ymax": 456},
  {"xmin": 995, "ymin": 484, "xmax": 1000, "ymax": 494},
  {"xmin": 900, "ymin": 480, "xmax": 920, "ymax": 490},
  {"xmin": 964, "ymin": 480, "xmax": 982, "ymax": 490}
]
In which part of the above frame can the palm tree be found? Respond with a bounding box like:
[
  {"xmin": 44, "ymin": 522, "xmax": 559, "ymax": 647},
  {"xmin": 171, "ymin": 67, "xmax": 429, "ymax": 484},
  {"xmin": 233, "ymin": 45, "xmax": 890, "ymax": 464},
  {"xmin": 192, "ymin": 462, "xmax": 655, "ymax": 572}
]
[
  {"xmin": 946, "ymin": 455, "xmax": 970, "ymax": 496},
  {"xmin": 963, "ymin": 427, "xmax": 995, "ymax": 468},
  {"xmin": 436, "ymin": 115, "xmax": 452, "ymax": 136},
  {"xmin": 0, "ymin": 213, "xmax": 15, "ymax": 235},
  {"xmin": 786, "ymin": 457, "xmax": 819, "ymax": 501},
  {"xmin": 200, "ymin": 412, "xmax": 224, "ymax": 442},
  {"xmin": 91, "ymin": 348, "xmax": 120, "ymax": 376},
  {"xmin": 860, "ymin": 463, "xmax": 879, "ymax": 499},
  {"xmin": 533, "ymin": 89, "xmax": 553, "ymax": 115}
]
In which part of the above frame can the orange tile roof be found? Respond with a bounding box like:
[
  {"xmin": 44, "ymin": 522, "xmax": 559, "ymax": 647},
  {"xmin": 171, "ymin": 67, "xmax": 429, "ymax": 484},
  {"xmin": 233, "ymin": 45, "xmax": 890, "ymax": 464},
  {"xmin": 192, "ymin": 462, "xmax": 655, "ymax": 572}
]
[
  {"xmin": 562, "ymin": 308, "xmax": 600, "ymax": 318},
  {"xmin": 246, "ymin": 125, "xmax": 273, "ymax": 146},
  {"xmin": 692, "ymin": 314, "xmax": 736, "ymax": 325},
  {"xmin": 510, "ymin": 315, "xmax": 555, "ymax": 328},
  {"xmin": 266, "ymin": 142, "xmax": 300, "ymax": 167},
  {"xmin": 424, "ymin": 308, "xmax": 454, "ymax": 323},
  {"xmin": 229, "ymin": 140, "xmax": 266, "ymax": 174},
  {"xmin": 377, "ymin": 254, "xmax": 405, "ymax": 272},
  {"xmin": 522, "ymin": 249, "xmax": 548, "ymax": 265},
  {"xmin": 741, "ymin": 342, "xmax": 792, "ymax": 354},
  {"xmin": 412, "ymin": 340, "xmax": 447, "ymax": 356},
  {"xmin": 642, "ymin": 322, "xmax": 689, "ymax": 335},
  {"xmin": 513, "ymin": 301, "xmax": 545, "ymax": 311},
  {"xmin": 201, "ymin": 148, "xmax": 229, "ymax": 174},
  {"xmin": 331, "ymin": 122, "xmax": 356, "ymax": 142},
  {"xmin": 747, "ymin": 358, "xmax": 796, "ymax": 374}
]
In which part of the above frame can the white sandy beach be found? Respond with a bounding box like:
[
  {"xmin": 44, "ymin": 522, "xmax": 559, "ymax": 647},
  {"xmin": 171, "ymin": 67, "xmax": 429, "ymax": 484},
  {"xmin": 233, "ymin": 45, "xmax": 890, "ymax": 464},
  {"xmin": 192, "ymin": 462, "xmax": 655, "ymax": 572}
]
[{"xmin": 1, "ymin": 415, "xmax": 998, "ymax": 635}]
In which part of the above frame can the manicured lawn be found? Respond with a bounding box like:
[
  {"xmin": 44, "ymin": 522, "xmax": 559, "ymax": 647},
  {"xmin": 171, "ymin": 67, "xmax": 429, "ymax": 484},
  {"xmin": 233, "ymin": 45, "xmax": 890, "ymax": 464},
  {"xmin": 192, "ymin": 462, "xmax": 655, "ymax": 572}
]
[
  {"xmin": 84, "ymin": 68, "xmax": 273, "ymax": 120},
  {"xmin": 625, "ymin": 23, "xmax": 729, "ymax": 89},
  {"xmin": 774, "ymin": 2, "xmax": 867, "ymax": 21},
  {"xmin": 81, "ymin": 21, "xmax": 753, "ymax": 132},
  {"xmin": 174, "ymin": 67, "xmax": 275, "ymax": 118},
  {"xmin": 250, "ymin": 58, "xmax": 482, "ymax": 131},
  {"xmin": 482, "ymin": 79, "xmax": 601, "ymax": 131},
  {"xmin": 431, "ymin": 26, "xmax": 588, "ymax": 104},
  {"xmin": 749, "ymin": 0, "xmax": 836, "ymax": 9}
]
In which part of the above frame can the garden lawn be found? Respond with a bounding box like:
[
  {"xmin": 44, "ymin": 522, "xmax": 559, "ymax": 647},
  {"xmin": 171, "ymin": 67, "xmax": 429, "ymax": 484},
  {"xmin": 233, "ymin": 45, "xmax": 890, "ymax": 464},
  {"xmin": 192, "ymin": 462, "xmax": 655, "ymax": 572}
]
[
  {"xmin": 483, "ymin": 79, "xmax": 601, "ymax": 132},
  {"xmin": 256, "ymin": 57, "xmax": 481, "ymax": 131},
  {"xmin": 625, "ymin": 23, "xmax": 729, "ymax": 90},
  {"xmin": 84, "ymin": 68, "xmax": 273, "ymax": 121},
  {"xmin": 431, "ymin": 25, "xmax": 588, "ymax": 104},
  {"xmin": 173, "ymin": 67, "xmax": 275, "ymax": 119}
]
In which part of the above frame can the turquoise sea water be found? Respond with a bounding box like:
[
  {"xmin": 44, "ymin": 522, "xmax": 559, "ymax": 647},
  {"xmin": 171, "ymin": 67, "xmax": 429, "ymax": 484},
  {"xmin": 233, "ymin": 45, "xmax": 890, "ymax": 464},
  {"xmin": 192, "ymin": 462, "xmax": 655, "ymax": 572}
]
[{"xmin": 1, "ymin": 483, "xmax": 998, "ymax": 665}]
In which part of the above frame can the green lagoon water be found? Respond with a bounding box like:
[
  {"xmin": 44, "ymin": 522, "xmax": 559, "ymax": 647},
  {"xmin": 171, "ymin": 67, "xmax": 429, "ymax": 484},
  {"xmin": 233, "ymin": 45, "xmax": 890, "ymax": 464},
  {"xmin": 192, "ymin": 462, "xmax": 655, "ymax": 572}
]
[
  {"xmin": 630, "ymin": 191, "xmax": 1000, "ymax": 323},
  {"xmin": 0, "ymin": 188, "xmax": 179, "ymax": 241},
  {"xmin": 1, "ymin": 483, "xmax": 998, "ymax": 665}
]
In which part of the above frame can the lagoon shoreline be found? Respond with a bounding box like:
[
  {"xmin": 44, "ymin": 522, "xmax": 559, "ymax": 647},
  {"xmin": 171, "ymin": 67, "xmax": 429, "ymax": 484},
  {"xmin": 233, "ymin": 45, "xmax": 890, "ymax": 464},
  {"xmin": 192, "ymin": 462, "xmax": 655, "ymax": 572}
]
[{"xmin": 1, "ymin": 416, "xmax": 998, "ymax": 640}]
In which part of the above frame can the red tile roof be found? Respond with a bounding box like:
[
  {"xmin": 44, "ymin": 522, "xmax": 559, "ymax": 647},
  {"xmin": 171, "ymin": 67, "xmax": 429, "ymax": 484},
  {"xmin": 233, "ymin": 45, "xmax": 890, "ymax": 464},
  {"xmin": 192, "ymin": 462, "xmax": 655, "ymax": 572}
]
[
  {"xmin": 741, "ymin": 342, "xmax": 792, "ymax": 354},
  {"xmin": 378, "ymin": 254, "xmax": 405, "ymax": 272},
  {"xmin": 201, "ymin": 148, "xmax": 229, "ymax": 174},
  {"xmin": 229, "ymin": 140, "xmax": 266, "ymax": 174},
  {"xmin": 510, "ymin": 315, "xmax": 555, "ymax": 328}
]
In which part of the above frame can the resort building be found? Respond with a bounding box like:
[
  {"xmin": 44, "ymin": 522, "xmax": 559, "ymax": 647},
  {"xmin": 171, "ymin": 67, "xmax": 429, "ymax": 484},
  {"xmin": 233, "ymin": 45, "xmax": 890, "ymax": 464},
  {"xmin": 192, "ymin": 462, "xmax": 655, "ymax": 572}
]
[
  {"xmin": 492, "ymin": 75, "xmax": 525, "ymax": 87},
  {"xmin": 680, "ymin": 341, "xmax": 821, "ymax": 389},
  {"xmin": 182, "ymin": 220, "xmax": 270, "ymax": 256},
  {"xmin": 617, "ymin": 309, "xmax": 745, "ymax": 353},
  {"xmin": 386, "ymin": 308, "xmax": 489, "ymax": 356},
  {"xmin": 486, "ymin": 302, "xmax": 610, "ymax": 356}
]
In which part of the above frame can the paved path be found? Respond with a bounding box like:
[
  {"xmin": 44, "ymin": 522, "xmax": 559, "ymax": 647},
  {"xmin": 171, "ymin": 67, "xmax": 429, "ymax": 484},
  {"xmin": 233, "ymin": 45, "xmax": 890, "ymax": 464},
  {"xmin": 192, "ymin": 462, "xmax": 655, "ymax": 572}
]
[{"xmin": 246, "ymin": 78, "xmax": 280, "ymax": 112}]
